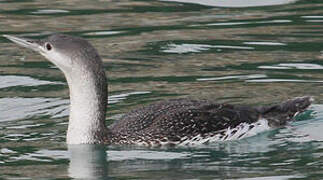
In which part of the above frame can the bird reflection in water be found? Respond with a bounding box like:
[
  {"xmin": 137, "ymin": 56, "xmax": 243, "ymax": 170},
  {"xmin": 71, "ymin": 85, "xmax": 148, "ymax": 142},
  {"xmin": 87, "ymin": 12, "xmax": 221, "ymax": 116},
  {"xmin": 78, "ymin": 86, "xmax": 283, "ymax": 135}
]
[{"xmin": 68, "ymin": 144, "xmax": 108, "ymax": 179}]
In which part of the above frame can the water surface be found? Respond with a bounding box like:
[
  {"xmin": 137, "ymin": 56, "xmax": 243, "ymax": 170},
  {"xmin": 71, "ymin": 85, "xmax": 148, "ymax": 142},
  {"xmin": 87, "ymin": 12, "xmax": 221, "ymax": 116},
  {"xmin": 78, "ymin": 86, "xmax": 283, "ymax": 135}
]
[{"xmin": 1, "ymin": 0, "xmax": 323, "ymax": 179}]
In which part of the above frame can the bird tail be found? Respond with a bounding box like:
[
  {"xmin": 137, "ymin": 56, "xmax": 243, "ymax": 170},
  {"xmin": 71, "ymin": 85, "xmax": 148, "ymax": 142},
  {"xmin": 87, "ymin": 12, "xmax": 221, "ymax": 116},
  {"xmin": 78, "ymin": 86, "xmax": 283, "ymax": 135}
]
[{"xmin": 257, "ymin": 96, "xmax": 313, "ymax": 127}]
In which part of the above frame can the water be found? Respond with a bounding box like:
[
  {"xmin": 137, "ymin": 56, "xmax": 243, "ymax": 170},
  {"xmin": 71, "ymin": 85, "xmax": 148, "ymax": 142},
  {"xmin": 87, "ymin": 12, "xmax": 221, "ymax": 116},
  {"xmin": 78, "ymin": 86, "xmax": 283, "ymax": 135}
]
[{"xmin": 1, "ymin": 0, "xmax": 323, "ymax": 179}]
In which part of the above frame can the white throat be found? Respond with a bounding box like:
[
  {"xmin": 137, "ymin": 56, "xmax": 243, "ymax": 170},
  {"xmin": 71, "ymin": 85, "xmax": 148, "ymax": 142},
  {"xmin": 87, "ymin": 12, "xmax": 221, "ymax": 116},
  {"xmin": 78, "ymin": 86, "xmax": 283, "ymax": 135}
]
[{"xmin": 65, "ymin": 68, "xmax": 107, "ymax": 144}]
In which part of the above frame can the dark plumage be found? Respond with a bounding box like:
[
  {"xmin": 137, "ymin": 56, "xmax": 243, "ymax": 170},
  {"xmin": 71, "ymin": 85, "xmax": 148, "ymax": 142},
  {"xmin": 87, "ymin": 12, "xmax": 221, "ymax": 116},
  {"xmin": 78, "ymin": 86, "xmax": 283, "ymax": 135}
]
[{"xmin": 107, "ymin": 97, "xmax": 312, "ymax": 146}]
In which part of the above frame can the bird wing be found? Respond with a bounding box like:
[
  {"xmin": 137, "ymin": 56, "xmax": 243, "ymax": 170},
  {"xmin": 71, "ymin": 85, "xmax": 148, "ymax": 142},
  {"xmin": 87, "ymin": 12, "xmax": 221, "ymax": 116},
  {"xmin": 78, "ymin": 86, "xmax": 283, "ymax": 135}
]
[{"xmin": 109, "ymin": 99, "xmax": 261, "ymax": 139}]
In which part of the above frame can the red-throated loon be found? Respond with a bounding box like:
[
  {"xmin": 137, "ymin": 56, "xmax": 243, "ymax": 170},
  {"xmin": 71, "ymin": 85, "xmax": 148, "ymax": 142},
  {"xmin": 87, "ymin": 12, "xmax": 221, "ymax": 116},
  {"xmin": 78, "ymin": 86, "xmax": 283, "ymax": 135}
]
[{"xmin": 3, "ymin": 34, "xmax": 313, "ymax": 146}]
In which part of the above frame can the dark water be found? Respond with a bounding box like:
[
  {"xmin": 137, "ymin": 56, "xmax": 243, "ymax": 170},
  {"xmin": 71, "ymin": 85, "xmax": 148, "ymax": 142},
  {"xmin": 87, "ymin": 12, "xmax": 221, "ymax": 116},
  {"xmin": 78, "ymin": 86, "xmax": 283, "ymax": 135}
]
[{"xmin": 1, "ymin": 0, "xmax": 323, "ymax": 179}]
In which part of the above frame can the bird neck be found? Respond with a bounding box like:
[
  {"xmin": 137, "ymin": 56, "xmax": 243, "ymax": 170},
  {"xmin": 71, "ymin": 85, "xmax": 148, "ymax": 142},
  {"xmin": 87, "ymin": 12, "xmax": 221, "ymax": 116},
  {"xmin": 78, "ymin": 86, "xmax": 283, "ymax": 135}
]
[{"xmin": 65, "ymin": 67, "xmax": 108, "ymax": 144}]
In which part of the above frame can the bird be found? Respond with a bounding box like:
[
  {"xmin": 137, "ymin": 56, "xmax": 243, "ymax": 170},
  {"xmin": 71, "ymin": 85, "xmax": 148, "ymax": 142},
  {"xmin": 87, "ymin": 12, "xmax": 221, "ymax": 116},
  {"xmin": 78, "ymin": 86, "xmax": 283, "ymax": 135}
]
[{"xmin": 3, "ymin": 33, "xmax": 313, "ymax": 146}]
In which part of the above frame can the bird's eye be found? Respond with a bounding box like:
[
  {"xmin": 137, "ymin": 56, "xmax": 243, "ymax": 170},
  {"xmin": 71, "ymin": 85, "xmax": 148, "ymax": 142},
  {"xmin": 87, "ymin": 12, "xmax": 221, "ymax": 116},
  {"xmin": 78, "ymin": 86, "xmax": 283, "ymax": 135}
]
[{"xmin": 45, "ymin": 43, "xmax": 52, "ymax": 51}]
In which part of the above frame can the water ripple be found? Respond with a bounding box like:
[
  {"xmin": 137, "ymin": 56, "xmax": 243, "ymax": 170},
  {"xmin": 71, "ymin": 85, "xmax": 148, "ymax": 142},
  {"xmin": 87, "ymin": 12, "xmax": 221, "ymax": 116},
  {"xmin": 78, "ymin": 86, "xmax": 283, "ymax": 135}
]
[
  {"xmin": 301, "ymin": 16, "xmax": 323, "ymax": 19},
  {"xmin": 108, "ymin": 150, "xmax": 191, "ymax": 161},
  {"xmin": 9, "ymin": 149, "xmax": 68, "ymax": 162},
  {"xmin": 246, "ymin": 79, "xmax": 323, "ymax": 83},
  {"xmin": 305, "ymin": 20, "xmax": 323, "ymax": 23},
  {"xmin": 83, "ymin": 31, "xmax": 124, "ymax": 36},
  {"xmin": 197, "ymin": 74, "xmax": 266, "ymax": 81},
  {"xmin": 31, "ymin": 9, "xmax": 70, "ymax": 15},
  {"xmin": 0, "ymin": 75, "xmax": 62, "ymax": 89},
  {"xmin": 191, "ymin": 20, "xmax": 292, "ymax": 27},
  {"xmin": 0, "ymin": 98, "xmax": 69, "ymax": 122},
  {"xmin": 161, "ymin": 0, "xmax": 298, "ymax": 8},
  {"xmin": 108, "ymin": 91, "xmax": 151, "ymax": 104},
  {"xmin": 258, "ymin": 63, "xmax": 323, "ymax": 70},
  {"xmin": 161, "ymin": 43, "xmax": 253, "ymax": 54},
  {"xmin": 243, "ymin": 42, "xmax": 286, "ymax": 46},
  {"xmin": 197, "ymin": 73, "xmax": 323, "ymax": 83}
]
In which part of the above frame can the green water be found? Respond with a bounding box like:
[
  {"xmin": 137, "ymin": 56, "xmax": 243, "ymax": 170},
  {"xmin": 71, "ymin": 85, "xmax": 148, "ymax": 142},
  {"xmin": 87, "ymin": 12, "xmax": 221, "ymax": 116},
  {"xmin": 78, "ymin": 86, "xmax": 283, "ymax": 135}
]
[{"xmin": 1, "ymin": 0, "xmax": 323, "ymax": 179}]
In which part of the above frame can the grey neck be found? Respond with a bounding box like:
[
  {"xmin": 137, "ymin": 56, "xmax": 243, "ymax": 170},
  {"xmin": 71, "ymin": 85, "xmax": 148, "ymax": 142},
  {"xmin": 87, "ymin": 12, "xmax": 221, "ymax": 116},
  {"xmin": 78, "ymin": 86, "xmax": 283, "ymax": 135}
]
[{"xmin": 65, "ymin": 61, "xmax": 108, "ymax": 144}]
